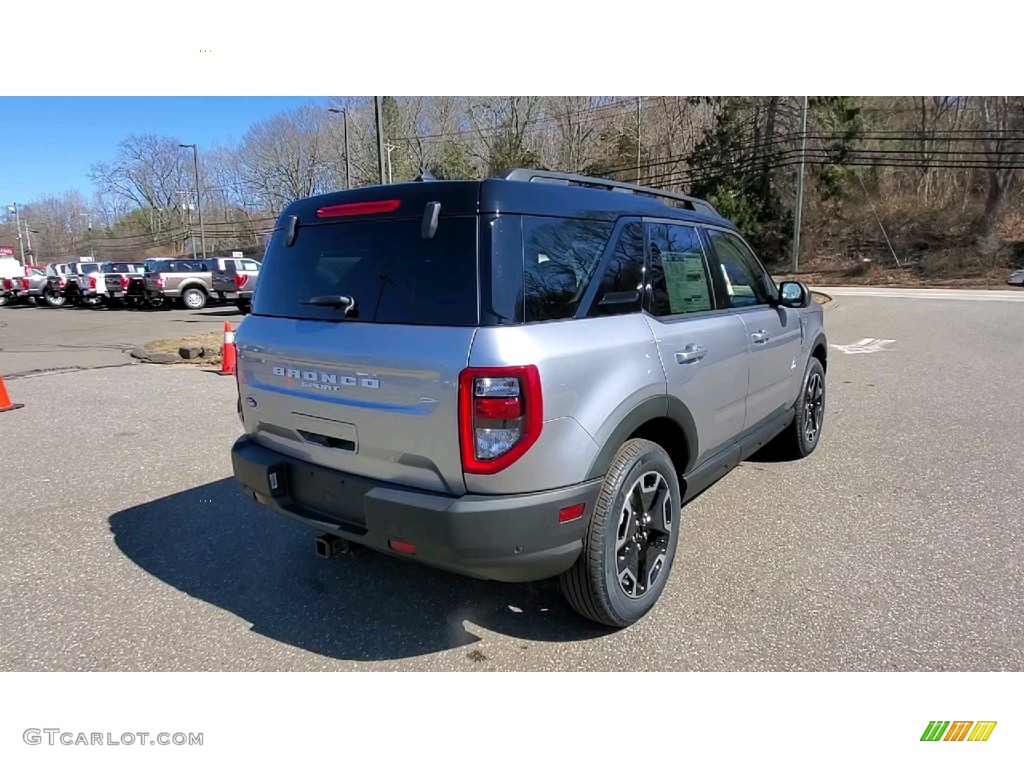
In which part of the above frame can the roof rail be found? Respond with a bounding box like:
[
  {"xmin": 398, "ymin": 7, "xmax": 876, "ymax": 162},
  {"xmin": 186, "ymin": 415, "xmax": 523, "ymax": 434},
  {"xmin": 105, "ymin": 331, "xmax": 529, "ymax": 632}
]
[{"xmin": 497, "ymin": 168, "xmax": 719, "ymax": 216}]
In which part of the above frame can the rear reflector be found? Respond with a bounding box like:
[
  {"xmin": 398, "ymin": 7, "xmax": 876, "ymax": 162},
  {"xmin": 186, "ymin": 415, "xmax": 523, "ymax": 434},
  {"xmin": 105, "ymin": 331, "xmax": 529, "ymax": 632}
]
[
  {"xmin": 316, "ymin": 199, "xmax": 401, "ymax": 218},
  {"xmin": 558, "ymin": 503, "xmax": 585, "ymax": 524},
  {"xmin": 388, "ymin": 539, "xmax": 417, "ymax": 555}
]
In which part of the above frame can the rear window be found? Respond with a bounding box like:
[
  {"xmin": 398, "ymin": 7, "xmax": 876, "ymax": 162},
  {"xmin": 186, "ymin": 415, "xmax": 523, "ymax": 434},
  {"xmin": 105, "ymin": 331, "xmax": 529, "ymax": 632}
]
[
  {"xmin": 102, "ymin": 262, "xmax": 135, "ymax": 273},
  {"xmin": 253, "ymin": 216, "xmax": 479, "ymax": 326}
]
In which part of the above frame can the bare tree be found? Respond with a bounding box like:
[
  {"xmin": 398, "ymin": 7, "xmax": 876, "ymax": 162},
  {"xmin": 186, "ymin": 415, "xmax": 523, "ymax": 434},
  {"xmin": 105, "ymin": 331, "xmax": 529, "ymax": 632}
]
[{"xmin": 89, "ymin": 134, "xmax": 194, "ymax": 249}]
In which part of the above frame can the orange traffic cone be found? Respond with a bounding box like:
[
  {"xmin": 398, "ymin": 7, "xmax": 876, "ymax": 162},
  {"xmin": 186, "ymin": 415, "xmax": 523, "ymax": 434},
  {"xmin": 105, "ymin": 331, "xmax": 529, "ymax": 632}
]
[
  {"xmin": 0, "ymin": 374, "xmax": 24, "ymax": 413},
  {"xmin": 219, "ymin": 321, "xmax": 237, "ymax": 376}
]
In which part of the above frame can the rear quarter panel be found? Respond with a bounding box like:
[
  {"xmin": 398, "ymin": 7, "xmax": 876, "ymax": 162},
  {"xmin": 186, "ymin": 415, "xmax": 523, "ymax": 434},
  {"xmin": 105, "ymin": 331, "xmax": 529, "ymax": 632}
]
[{"xmin": 465, "ymin": 314, "xmax": 665, "ymax": 494}]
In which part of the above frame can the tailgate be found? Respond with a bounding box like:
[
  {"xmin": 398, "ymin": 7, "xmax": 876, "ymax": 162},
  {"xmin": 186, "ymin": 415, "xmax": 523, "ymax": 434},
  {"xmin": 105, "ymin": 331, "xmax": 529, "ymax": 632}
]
[{"xmin": 237, "ymin": 318, "xmax": 474, "ymax": 495}]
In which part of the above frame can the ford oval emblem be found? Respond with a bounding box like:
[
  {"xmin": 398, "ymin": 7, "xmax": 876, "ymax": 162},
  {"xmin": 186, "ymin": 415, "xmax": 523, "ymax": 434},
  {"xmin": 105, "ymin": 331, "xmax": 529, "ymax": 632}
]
[{"xmin": 245, "ymin": 397, "xmax": 258, "ymax": 408}]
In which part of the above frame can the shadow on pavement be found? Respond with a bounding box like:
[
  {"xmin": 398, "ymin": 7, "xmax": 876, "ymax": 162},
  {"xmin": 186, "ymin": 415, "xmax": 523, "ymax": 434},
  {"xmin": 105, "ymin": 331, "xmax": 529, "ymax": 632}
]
[{"xmin": 109, "ymin": 478, "xmax": 611, "ymax": 661}]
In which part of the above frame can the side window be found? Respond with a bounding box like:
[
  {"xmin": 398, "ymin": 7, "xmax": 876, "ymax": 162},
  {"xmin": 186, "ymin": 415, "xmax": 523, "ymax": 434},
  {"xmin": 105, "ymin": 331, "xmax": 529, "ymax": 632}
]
[
  {"xmin": 522, "ymin": 216, "xmax": 613, "ymax": 322},
  {"xmin": 242, "ymin": 260, "xmax": 260, "ymax": 271},
  {"xmin": 587, "ymin": 222, "xmax": 645, "ymax": 317},
  {"xmin": 647, "ymin": 223, "xmax": 714, "ymax": 316},
  {"xmin": 706, "ymin": 230, "xmax": 777, "ymax": 308}
]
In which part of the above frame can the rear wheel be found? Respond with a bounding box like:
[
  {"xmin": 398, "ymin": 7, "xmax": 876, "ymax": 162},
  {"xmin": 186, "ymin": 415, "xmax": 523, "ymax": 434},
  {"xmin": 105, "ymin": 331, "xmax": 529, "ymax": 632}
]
[
  {"xmin": 182, "ymin": 287, "xmax": 207, "ymax": 310},
  {"xmin": 34, "ymin": 296, "xmax": 47, "ymax": 306},
  {"xmin": 44, "ymin": 290, "xmax": 65, "ymax": 308},
  {"xmin": 0, "ymin": 294, "xmax": 8, "ymax": 307},
  {"xmin": 560, "ymin": 438, "xmax": 682, "ymax": 628}
]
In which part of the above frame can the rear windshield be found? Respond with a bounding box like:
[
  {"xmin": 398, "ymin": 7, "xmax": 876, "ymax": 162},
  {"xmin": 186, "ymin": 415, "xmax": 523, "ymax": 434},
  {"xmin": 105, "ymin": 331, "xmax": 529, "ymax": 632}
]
[
  {"xmin": 102, "ymin": 262, "xmax": 139, "ymax": 273},
  {"xmin": 253, "ymin": 217, "xmax": 478, "ymax": 325}
]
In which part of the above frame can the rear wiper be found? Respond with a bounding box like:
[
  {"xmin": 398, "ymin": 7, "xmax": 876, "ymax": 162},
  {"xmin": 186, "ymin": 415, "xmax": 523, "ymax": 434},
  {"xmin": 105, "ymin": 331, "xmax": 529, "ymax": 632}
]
[{"xmin": 300, "ymin": 294, "xmax": 358, "ymax": 316}]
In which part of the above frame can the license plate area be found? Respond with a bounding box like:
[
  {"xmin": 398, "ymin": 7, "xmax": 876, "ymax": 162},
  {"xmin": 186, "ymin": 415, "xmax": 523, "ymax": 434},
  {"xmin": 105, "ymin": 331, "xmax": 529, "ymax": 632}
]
[{"xmin": 286, "ymin": 463, "xmax": 366, "ymax": 527}]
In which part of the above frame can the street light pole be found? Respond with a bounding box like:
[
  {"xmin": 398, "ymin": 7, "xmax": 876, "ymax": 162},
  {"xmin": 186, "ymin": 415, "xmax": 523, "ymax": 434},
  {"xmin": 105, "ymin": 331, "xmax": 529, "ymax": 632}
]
[
  {"xmin": 180, "ymin": 143, "xmax": 207, "ymax": 259},
  {"xmin": 78, "ymin": 213, "xmax": 95, "ymax": 260},
  {"xmin": 328, "ymin": 107, "xmax": 352, "ymax": 189},
  {"xmin": 384, "ymin": 143, "xmax": 397, "ymax": 184}
]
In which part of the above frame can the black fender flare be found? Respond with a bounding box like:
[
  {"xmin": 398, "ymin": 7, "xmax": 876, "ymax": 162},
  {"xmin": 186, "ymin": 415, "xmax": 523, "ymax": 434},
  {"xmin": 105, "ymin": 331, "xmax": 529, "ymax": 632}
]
[{"xmin": 586, "ymin": 396, "xmax": 699, "ymax": 480}]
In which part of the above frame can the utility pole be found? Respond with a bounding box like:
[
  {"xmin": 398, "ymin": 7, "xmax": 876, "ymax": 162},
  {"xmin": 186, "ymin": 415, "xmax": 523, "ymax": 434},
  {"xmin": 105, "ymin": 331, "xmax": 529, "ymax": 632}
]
[
  {"xmin": 180, "ymin": 144, "xmax": 207, "ymax": 259},
  {"xmin": 328, "ymin": 107, "xmax": 352, "ymax": 189},
  {"xmin": 11, "ymin": 203, "xmax": 25, "ymax": 267},
  {"xmin": 374, "ymin": 97, "xmax": 387, "ymax": 185},
  {"xmin": 636, "ymin": 96, "xmax": 642, "ymax": 183},
  {"xmin": 791, "ymin": 95, "xmax": 809, "ymax": 273}
]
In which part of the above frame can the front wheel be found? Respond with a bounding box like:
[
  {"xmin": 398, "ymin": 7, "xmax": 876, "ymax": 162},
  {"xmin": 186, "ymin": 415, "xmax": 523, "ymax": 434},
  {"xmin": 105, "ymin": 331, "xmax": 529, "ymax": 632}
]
[
  {"xmin": 560, "ymin": 438, "xmax": 682, "ymax": 628},
  {"xmin": 772, "ymin": 357, "xmax": 826, "ymax": 460}
]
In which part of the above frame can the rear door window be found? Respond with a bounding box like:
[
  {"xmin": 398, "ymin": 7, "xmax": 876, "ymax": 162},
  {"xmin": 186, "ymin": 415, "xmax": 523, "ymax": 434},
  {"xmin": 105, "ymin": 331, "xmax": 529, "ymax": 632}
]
[
  {"xmin": 647, "ymin": 223, "xmax": 714, "ymax": 316},
  {"xmin": 253, "ymin": 216, "xmax": 479, "ymax": 326}
]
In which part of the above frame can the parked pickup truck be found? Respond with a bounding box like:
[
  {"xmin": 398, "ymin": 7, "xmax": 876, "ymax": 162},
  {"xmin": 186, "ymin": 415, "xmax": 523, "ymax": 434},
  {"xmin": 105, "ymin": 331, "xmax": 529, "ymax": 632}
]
[
  {"xmin": 0, "ymin": 265, "xmax": 46, "ymax": 306},
  {"xmin": 73, "ymin": 261, "xmax": 146, "ymax": 306},
  {"xmin": 144, "ymin": 256, "xmax": 259, "ymax": 310},
  {"xmin": 211, "ymin": 257, "xmax": 261, "ymax": 313},
  {"xmin": 42, "ymin": 262, "xmax": 99, "ymax": 308},
  {"xmin": 235, "ymin": 270, "xmax": 259, "ymax": 314}
]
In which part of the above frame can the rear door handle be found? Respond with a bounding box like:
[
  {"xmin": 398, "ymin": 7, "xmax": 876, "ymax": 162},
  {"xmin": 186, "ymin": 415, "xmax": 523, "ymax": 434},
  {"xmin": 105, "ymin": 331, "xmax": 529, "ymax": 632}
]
[
  {"xmin": 750, "ymin": 330, "xmax": 771, "ymax": 344},
  {"xmin": 675, "ymin": 345, "xmax": 707, "ymax": 364}
]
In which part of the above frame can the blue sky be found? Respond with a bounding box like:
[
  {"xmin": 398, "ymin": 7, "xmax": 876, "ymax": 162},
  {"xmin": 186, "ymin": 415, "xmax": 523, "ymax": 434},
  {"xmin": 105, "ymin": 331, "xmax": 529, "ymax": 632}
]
[{"xmin": 0, "ymin": 96, "xmax": 330, "ymax": 206}]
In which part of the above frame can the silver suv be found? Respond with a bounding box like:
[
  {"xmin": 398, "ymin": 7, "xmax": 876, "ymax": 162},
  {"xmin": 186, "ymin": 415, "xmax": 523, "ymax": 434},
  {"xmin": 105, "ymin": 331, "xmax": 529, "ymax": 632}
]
[{"xmin": 230, "ymin": 169, "xmax": 828, "ymax": 627}]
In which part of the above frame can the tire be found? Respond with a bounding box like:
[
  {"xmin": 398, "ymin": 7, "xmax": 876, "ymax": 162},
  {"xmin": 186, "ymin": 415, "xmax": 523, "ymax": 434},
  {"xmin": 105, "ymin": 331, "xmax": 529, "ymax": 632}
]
[
  {"xmin": 181, "ymin": 287, "xmax": 207, "ymax": 310},
  {"xmin": 34, "ymin": 296, "xmax": 47, "ymax": 306},
  {"xmin": 145, "ymin": 296, "xmax": 165, "ymax": 309},
  {"xmin": 44, "ymin": 290, "xmax": 66, "ymax": 308},
  {"xmin": 0, "ymin": 294, "xmax": 8, "ymax": 307},
  {"xmin": 560, "ymin": 438, "xmax": 682, "ymax": 628},
  {"xmin": 237, "ymin": 300, "xmax": 251, "ymax": 315},
  {"xmin": 772, "ymin": 357, "xmax": 826, "ymax": 460}
]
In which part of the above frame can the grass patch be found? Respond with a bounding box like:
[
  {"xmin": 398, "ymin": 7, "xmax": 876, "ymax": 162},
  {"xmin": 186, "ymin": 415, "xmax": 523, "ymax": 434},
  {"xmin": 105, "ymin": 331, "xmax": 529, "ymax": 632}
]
[{"xmin": 144, "ymin": 331, "xmax": 223, "ymax": 365}]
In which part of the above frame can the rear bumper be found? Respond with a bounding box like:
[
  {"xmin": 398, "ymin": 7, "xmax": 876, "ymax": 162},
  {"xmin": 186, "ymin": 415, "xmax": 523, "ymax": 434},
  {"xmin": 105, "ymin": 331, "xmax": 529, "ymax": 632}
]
[{"xmin": 230, "ymin": 435, "xmax": 602, "ymax": 582}]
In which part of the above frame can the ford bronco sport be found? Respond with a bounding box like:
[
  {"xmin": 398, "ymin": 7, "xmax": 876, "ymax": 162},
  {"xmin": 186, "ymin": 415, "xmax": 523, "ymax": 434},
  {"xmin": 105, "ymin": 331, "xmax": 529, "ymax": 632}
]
[{"xmin": 230, "ymin": 169, "xmax": 827, "ymax": 627}]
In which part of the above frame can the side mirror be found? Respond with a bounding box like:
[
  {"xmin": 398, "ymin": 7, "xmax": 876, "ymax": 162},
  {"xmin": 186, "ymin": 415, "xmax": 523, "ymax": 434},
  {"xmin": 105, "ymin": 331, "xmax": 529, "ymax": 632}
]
[{"xmin": 778, "ymin": 280, "xmax": 811, "ymax": 309}]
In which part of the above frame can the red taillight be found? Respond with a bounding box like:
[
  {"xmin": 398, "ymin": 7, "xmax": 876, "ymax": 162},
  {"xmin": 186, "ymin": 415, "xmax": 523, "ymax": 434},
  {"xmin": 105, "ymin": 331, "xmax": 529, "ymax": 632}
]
[
  {"xmin": 58, "ymin": 278, "xmax": 67, "ymax": 289},
  {"xmin": 21, "ymin": 278, "xmax": 29, "ymax": 290},
  {"xmin": 2, "ymin": 278, "xmax": 10, "ymax": 290},
  {"xmin": 234, "ymin": 273, "xmax": 247, "ymax": 289},
  {"xmin": 120, "ymin": 275, "xmax": 130, "ymax": 290},
  {"xmin": 388, "ymin": 539, "xmax": 417, "ymax": 555},
  {"xmin": 315, "ymin": 199, "xmax": 400, "ymax": 218},
  {"xmin": 458, "ymin": 365, "xmax": 542, "ymax": 475},
  {"xmin": 156, "ymin": 275, "xmax": 165, "ymax": 289},
  {"xmin": 89, "ymin": 276, "xmax": 97, "ymax": 289}
]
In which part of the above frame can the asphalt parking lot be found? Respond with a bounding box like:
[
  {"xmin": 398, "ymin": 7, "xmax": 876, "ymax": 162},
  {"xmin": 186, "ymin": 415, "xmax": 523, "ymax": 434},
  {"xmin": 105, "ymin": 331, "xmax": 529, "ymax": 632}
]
[
  {"xmin": 0, "ymin": 301, "xmax": 239, "ymax": 378},
  {"xmin": 1, "ymin": 288, "xmax": 1022, "ymax": 671}
]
